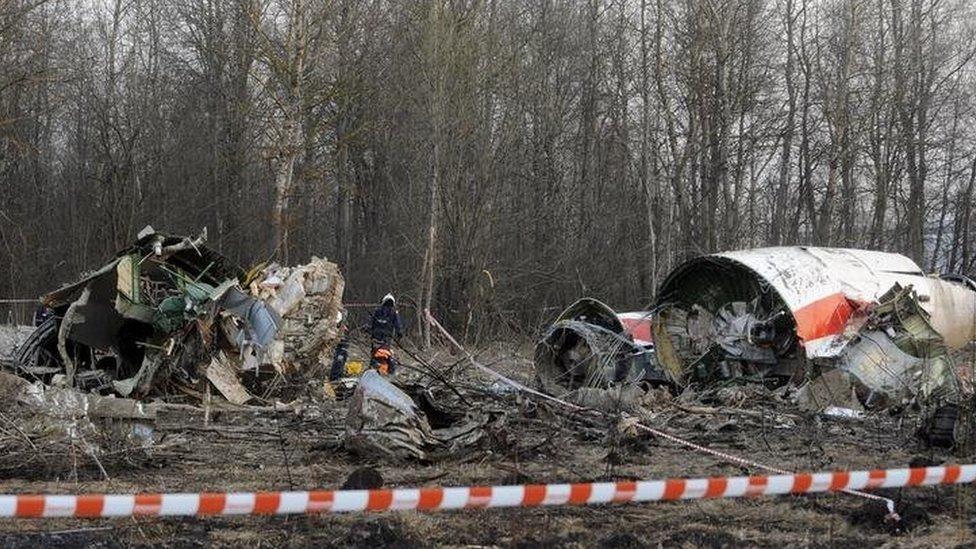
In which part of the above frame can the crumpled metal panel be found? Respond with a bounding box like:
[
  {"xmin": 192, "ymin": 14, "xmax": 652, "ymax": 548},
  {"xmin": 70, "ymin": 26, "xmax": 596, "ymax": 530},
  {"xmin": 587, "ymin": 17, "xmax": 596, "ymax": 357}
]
[
  {"xmin": 218, "ymin": 285, "xmax": 280, "ymax": 348},
  {"xmin": 355, "ymin": 369, "xmax": 418, "ymax": 415},
  {"xmin": 832, "ymin": 331, "xmax": 958, "ymax": 408},
  {"xmin": 344, "ymin": 370, "xmax": 434, "ymax": 460},
  {"xmin": 42, "ymin": 258, "xmax": 122, "ymax": 309},
  {"xmin": 835, "ymin": 331, "xmax": 921, "ymax": 405}
]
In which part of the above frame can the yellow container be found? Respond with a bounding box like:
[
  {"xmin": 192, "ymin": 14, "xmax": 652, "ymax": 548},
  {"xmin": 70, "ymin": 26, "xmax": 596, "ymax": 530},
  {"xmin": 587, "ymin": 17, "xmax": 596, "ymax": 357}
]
[{"xmin": 345, "ymin": 360, "xmax": 364, "ymax": 376}]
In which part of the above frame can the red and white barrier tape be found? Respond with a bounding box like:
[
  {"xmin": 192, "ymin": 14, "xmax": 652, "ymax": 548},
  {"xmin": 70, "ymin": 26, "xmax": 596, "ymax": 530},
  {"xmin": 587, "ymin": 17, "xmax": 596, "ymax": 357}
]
[{"xmin": 2, "ymin": 465, "xmax": 972, "ymax": 518}]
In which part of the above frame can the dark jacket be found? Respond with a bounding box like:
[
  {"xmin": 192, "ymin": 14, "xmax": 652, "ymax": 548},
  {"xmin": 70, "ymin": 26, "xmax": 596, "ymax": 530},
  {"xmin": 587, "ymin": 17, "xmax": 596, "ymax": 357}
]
[
  {"xmin": 369, "ymin": 304, "xmax": 403, "ymax": 343},
  {"xmin": 33, "ymin": 306, "xmax": 53, "ymax": 327}
]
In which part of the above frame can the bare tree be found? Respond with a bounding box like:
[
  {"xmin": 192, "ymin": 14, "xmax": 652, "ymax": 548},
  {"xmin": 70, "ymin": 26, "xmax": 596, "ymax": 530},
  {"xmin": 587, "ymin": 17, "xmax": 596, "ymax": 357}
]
[{"xmin": 4, "ymin": 0, "xmax": 976, "ymax": 338}]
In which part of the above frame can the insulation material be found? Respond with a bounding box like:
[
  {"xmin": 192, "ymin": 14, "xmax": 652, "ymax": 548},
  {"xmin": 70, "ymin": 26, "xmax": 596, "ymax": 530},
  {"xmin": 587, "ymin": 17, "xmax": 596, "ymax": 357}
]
[{"xmin": 249, "ymin": 257, "xmax": 345, "ymax": 375}]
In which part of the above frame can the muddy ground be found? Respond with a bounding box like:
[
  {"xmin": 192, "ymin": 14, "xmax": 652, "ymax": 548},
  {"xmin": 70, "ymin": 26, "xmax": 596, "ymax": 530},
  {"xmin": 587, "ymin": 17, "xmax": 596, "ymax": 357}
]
[{"xmin": 0, "ymin": 340, "xmax": 974, "ymax": 548}]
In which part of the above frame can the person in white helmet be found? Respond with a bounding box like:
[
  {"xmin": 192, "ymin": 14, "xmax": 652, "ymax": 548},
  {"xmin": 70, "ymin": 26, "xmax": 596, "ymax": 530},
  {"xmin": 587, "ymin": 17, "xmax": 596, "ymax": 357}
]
[
  {"xmin": 368, "ymin": 293, "xmax": 403, "ymax": 344},
  {"xmin": 368, "ymin": 293, "xmax": 403, "ymax": 374}
]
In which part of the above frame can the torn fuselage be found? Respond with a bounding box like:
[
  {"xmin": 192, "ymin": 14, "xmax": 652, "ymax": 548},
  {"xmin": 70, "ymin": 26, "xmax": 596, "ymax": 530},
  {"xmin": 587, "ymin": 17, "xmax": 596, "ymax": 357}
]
[
  {"xmin": 535, "ymin": 298, "xmax": 668, "ymax": 394},
  {"xmin": 653, "ymin": 247, "xmax": 974, "ymax": 415}
]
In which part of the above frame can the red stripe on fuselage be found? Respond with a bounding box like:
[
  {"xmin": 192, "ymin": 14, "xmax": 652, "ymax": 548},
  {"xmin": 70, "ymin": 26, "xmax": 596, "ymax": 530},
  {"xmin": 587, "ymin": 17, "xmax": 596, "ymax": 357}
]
[{"xmin": 792, "ymin": 292, "xmax": 855, "ymax": 343}]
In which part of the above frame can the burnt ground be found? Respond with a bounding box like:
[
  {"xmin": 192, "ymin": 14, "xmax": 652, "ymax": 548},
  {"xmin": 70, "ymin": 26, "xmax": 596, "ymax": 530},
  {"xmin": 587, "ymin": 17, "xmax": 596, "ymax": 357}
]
[{"xmin": 0, "ymin": 343, "xmax": 975, "ymax": 548}]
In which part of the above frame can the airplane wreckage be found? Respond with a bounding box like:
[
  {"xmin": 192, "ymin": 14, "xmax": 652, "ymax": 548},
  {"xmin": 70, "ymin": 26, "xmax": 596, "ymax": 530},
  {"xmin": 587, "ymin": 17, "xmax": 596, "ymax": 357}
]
[
  {"xmin": 536, "ymin": 247, "xmax": 976, "ymax": 446},
  {"xmin": 10, "ymin": 226, "xmax": 345, "ymax": 405},
  {"xmin": 2, "ymin": 228, "xmax": 493, "ymax": 463},
  {"xmin": 6, "ymin": 236, "xmax": 975, "ymax": 460}
]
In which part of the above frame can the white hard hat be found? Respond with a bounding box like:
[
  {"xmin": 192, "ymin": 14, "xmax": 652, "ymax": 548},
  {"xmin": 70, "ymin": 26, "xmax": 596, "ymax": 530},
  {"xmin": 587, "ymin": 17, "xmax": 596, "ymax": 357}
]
[{"xmin": 382, "ymin": 293, "xmax": 395, "ymax": 305}]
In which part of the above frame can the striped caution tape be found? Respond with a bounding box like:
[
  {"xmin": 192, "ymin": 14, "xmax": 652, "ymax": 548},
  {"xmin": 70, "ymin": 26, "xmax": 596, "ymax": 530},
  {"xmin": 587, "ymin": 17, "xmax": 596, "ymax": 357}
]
[{"xmin": 2, "ymin": 464, "xmax": 973, "ymax": 518}]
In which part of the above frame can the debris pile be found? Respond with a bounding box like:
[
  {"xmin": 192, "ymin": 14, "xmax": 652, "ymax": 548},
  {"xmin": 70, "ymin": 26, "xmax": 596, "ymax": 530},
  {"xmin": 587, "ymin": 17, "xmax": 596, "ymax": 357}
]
[
  {"xmin": 536, "ymin": 246, "xmax": 976, "ymax": 447},
  {"xmin": 247, "ymin": 259, "xmax": 345, "ymax": 375},
  {"xmin": 9, "ymin": 227, "xmax": 345, "ymax": 406}
]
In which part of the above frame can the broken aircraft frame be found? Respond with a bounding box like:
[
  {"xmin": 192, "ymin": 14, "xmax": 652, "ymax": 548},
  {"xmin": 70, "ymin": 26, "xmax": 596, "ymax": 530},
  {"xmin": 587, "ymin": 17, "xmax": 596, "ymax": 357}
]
[
  {"xmin": 537, "ymin": 247, "xmax": 976, "ymax": 442},
  {"xmin": 10, "ymin": 227, "xmax": 345, "ymax": 405},
  {"xmin": 534, "ymin": 298, "xmax": 663, "ymax": 394}
]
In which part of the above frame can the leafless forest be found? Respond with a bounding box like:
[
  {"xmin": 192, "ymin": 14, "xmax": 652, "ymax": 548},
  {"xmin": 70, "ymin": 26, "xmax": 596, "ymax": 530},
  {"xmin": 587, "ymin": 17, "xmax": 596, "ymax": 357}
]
[{"xmin": 2, "ymin": 0, "xmax": 976, "ymax": 338}]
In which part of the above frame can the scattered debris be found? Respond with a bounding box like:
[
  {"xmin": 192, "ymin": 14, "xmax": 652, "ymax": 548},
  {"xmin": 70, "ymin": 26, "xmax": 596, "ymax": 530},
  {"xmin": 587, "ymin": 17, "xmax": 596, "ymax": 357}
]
[
  {"xmin": 344, "ymin": 370, "xmax": 498, "ymax": 461},
  {"xmin": 8, "ymin": 227, "xmax": 345, "ymax": 406},
  {"xmin": 0, "ymin": 371, "xmax": 155, "ymax": 478},
  {"xmin": 0, "ymin": 312, "xmax": 967, "ymax": 543},
  {"xmin": 0, "ymin": 239, "xmax": 972, "ymax": 541}
]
